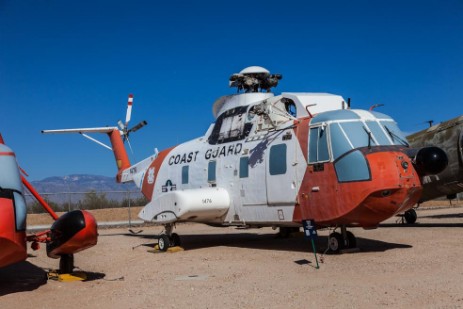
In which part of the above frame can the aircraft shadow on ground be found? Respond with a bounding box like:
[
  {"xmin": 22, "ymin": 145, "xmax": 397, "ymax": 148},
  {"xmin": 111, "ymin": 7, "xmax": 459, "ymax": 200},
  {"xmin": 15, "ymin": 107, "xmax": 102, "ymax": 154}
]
[
  {"xmin": 123, "ymin": 231, "xmax": 412, "ymax": 254},
  {"xmin": 381, "ymin": 211, "xmax": 463, "ymax": 228},
  {"xmin": 418, "ymin": 212, "xmax": 463, "ymax": 220},
  {"xmin": 0, "ymin": 261, "xmax": 47, "ymax": 296},
  {"xmin": 381, "ymin": 222, "xmax": 463, "ymax": 228}
]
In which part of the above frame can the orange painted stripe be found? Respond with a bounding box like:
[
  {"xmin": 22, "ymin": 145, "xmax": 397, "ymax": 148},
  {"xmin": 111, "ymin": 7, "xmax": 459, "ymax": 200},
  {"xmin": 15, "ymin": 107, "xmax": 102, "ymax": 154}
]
[{"xmin": 0, "ymin": 152, "xmax": 15, "ymax": 156}]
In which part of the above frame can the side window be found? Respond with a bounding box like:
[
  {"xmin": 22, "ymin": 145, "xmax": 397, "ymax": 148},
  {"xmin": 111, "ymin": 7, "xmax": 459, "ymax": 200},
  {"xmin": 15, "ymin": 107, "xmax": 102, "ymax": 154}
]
[
  {"xmin": 182, "ymin": 166, "xmax": 189, "ymax": 184},
  {"xmin": 239, "ymin": 157, "xmax": 249, "ymax": 178},
  {"xmin": 309, "ymin": 126, "xmax": 330, "ymax": 163},
  {"xmin": 269, "ymin": 144, "xmax": 287, "ymax": 175},
  {"xmin": 208, "ymin": 161, "xmax": 216, "ymax": 182}
]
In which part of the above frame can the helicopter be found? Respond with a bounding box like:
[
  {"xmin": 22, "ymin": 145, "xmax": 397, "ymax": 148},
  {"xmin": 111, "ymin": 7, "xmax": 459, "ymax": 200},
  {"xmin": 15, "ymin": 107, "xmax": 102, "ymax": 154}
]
[
  {"xmin": 42, "ymin": 66, "xmax": 447, "ymax": 253},
  {"xmin": 0, "ymin": 133, "xmax": 98, "ymax": 273},
  {"xmin": 400, "ymin": 115, "xmax": 463, "ymax": 224}
]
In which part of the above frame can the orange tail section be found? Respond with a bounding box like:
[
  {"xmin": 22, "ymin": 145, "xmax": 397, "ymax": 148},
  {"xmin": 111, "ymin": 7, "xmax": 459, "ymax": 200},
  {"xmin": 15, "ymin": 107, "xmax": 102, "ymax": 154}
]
[{"xmin": 108, "ymin": 128, "xmax": 131, "ymax": 182}]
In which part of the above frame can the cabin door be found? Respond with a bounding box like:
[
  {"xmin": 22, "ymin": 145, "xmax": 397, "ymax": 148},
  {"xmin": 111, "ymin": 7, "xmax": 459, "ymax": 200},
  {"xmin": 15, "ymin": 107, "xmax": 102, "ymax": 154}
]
[
  {"xmin": 265, "ymin": 140, "xmax": 298, "ymax": 206},
  {"xmin": 239, "ymin": 146, "xmax": 268, "ymax": 206}
]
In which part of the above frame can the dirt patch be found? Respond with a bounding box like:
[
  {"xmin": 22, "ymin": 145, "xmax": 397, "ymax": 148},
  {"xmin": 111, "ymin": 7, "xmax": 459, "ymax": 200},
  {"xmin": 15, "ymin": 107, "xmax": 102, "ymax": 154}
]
[{"xmin": 2, "ymin": 206, "xmax": 463, "ymax": 308}]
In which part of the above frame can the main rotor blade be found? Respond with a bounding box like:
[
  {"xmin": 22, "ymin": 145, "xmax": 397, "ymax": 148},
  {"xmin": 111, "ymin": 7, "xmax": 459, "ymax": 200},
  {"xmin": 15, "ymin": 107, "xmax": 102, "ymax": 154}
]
[
  {"xmin": 42, "ymin": 127, "xmax": 119, "ymax": 134},
  {"xmin": 126, "ymin": 136, "xmax": 134, "ymax": 154}
]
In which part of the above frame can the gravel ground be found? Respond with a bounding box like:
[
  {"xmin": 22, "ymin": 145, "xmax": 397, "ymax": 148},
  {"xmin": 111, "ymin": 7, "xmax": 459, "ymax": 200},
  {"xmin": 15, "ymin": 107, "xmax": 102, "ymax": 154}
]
[{"xmin": 1, "ymin": 204, "xmax": 463, "ymax": 309}]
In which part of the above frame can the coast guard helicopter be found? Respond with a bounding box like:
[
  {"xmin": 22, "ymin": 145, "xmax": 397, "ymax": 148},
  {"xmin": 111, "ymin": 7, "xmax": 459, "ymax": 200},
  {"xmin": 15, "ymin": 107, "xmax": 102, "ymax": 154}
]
[
  {"xmin": 0, "ymin": 134, "xmax": 98, "ymax": 272},
  {"xmin": 43, "ymin": 66, "xmax": 447, "ymax": 253}
]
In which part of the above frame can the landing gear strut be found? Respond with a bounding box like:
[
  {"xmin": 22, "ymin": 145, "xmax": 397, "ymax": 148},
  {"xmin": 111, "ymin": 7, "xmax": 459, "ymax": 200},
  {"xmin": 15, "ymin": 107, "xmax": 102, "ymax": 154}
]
[
  {"xmin": 158, "ymin": 223, "xmax": 181, "ymax": 252},
  {"xmin": 59, "ymin": 254, "xmax": 74, "ymax": 274},
  {"xmin": 328, "ymin": 226, "xmax": 357, "ymax": 253}
]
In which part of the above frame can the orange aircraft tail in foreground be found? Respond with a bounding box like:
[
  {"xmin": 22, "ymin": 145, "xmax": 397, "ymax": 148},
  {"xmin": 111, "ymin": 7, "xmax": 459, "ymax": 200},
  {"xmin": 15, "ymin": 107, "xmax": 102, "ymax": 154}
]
[{"xmin": 0, "ymin": 134, "xmax": 98, "ymax": 271}]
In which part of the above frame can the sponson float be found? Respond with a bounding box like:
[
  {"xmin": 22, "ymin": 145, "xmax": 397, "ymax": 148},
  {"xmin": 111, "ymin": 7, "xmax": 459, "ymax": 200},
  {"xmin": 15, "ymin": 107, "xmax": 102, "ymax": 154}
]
[{"xmin": 43, "ymin": 66, "xmax": 447, "ymax": 253}]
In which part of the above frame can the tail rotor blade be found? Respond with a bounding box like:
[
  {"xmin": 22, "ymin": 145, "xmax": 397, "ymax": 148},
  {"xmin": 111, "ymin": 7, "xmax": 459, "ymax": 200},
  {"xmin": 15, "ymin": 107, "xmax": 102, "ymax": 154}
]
[
  {"xmin": 125, "ymin": 94, "xmax": 133, "ymax": 127},
  {"xmin": 118, "ymin": 120, "xmax": 125, "ymax": 131},
  {"xmin": 128, "ymin": 120, "xmax": 147, "ymax": 134}
]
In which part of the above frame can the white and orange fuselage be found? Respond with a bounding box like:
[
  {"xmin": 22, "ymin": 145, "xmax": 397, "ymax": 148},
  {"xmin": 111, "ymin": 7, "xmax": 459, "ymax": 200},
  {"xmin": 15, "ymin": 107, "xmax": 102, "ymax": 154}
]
[{"xmin": 116, "ymin": 92, "xmax": 423, "ymax": 229}]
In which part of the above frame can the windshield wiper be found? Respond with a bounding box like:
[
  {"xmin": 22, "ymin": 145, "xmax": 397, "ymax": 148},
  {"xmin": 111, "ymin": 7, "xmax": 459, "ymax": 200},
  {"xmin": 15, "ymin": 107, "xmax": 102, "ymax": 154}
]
[
  {"xmin": 362, "ymin": 126, "xmax": 373, "ymax": 149},
  {"xmin": 384, "ymin": 125, "xmax": 409, "ymax": 146}
]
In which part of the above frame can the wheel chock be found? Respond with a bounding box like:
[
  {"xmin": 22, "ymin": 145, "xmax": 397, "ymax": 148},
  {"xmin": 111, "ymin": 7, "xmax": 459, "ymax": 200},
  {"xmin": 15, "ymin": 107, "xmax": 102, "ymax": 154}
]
[
  {"xmin": 148, "ymin": 245, "xmax": 184, "ymax": 253},
  {"xmin": 47, "ymin": 270, "xmax": 87, "ymax": 282}
]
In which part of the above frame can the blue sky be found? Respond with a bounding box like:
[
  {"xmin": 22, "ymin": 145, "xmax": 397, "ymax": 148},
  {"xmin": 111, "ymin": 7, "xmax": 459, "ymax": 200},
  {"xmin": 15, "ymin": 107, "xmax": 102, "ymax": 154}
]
[{"xmin": 1, "ymin": 0, "xmax": 462, "ymax": 181}]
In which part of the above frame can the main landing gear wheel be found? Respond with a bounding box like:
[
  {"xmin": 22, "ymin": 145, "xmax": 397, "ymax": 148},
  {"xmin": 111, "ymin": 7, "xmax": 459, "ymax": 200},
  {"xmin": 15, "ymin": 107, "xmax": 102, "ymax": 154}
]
[
  {"xmin": 170, "ymin": 233, "xmax": 181, "ymax": 247},
  {"xmin": 328, "ymin": 232, "xmax": 343, "ymax": 253},
  {"xmin": 158, "ymin": 234, "xmax": 171, "ymax": 252},
  {"xmin": 404, "ymin": 209, "xmax": 417, "ymax": 224}
]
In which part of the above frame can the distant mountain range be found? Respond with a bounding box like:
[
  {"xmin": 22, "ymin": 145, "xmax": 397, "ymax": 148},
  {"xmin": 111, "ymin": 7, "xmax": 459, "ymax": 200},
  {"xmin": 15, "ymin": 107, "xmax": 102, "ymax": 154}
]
[
  {"xmin": 29, "ymin": 174, "xmax": 138, "ymax": 194},
  {"xmin": 25, "ymin": 174, "xmax": 143, "ymax": 207}
]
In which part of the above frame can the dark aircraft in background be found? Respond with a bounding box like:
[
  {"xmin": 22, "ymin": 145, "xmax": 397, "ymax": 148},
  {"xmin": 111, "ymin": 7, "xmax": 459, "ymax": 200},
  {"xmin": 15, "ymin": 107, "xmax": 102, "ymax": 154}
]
[{"xmin": 402, "ymin": 115, "xmax": 463, "ymax": 223}]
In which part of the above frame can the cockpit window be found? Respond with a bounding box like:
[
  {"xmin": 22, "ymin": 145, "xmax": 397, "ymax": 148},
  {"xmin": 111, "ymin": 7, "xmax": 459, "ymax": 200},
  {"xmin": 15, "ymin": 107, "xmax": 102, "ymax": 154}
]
[
  {"xmin": 366, "ymin": 121, "xmax": 391, "ymax": 145},
  {"xmin": 339, "ymin": 122, "xmax": 369, "ymax": 148},
  {"xmin": 324, "ymin": 119, "xmax": 408, "ymax": 161},
  {"xmin": 330, "ymin": 123, "xmax": 354, "ymax": 160},
  {"xmin": 309, "ymin": 110, "xmax": 409, "ymax": 162}
]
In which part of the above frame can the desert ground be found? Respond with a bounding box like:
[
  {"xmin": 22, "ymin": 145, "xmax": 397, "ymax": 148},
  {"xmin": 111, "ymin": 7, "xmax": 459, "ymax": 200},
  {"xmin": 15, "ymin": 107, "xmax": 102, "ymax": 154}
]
[{"xmin": 1, "ymin": 201, "xmax": 463, "ymax": 309}]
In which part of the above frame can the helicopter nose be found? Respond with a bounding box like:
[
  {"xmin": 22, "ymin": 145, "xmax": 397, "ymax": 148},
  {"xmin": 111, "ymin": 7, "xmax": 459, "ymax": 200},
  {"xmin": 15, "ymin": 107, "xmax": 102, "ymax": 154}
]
[{"xmin": 409, "ymin": 146, "xmax": 448, "ymax": 176}]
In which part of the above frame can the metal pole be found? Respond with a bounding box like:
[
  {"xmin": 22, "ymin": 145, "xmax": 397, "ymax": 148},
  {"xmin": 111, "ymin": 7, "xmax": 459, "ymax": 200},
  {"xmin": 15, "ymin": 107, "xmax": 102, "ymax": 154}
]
[
  {"xmin": 128, "ymin": 190, "xmax": 132, "ymax": 228},
  {"xmin": 311, "ymin": 239, "xmax": 320, "ymax": 269}
]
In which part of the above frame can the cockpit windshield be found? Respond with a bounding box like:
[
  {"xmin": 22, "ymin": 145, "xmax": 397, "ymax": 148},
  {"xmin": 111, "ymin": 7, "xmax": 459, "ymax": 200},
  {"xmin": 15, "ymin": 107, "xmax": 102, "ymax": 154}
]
[
  {"xmin": 329, "ymin": 120, "xmax": 408, "ymax": 161},
  {"xmin": 309, "ymin": 110, "xmax": 409, "ymax": 162}
]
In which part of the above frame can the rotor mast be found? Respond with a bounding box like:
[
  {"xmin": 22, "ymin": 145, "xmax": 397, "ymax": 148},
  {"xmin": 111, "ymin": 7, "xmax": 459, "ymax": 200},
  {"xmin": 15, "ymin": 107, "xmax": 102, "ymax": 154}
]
[{"xmin": 229, "ymin": 66, "xmax": 282, "ymax": 93}]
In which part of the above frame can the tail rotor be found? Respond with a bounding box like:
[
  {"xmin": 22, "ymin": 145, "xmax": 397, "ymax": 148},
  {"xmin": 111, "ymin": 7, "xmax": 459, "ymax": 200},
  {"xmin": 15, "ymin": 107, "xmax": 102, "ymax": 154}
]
[{"xmin": 118, "ymin": 94, "xmax": 148, "ymax": 153}]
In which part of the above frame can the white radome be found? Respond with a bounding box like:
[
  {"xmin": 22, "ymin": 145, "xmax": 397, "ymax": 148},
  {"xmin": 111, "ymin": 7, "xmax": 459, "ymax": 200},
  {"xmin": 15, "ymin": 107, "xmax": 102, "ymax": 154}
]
[{"xmin": 239, "ymin": 66, "xmax": 270, "ymax": 74}]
